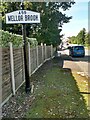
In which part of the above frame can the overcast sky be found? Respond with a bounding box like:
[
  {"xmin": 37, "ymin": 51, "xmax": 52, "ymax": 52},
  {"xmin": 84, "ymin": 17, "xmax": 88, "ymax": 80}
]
[{"xmin": 60, "ymin": 0, "xmax": 89, "ymax": 39}]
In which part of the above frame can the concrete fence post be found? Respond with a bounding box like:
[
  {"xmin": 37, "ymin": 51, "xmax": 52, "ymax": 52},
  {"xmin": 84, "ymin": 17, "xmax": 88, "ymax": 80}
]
[
  {"xmin": 9, "ymin": 42, "xmax": 15, "ymax": 95},
  {"xmin": 0, "ymin": 47, "xmax": 2, "ymax": 115},
  {"xmin": 44, "ymin": 43, "xmax": 47, "ymax": 60},
  {"xmin": 36, "ymin": 44, "xmax": 39, "ymax": 67},
  {"xmin": 28, "ymin": 42, "xmax": 31, "ymax": 76},
  {"xmin": 22, "ymin": 47, "xmax": 25, "ymax": 82},
  {"xmin": 51, "ymin": 44, "xmax": 53, "ymax": 58},
  {"xmin": 41, "ymin": 43, "xmax": 44, "ymax": 62}
]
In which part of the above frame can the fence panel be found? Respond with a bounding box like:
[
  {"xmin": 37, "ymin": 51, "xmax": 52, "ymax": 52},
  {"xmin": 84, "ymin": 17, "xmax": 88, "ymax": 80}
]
[
  {"xmin": 38, "ymin": 46, "xmax": 42, "ymax": 65},
  {"xmin": 13, "ymin": 48, "xmax": 24, "ymax": 90},
  {"xmin": 46, "ymin": 46, "xmax": 51, "ymax": 58},
  {"xmin": 43, "ymin": 45, "xmax": 45, "ymax": 61},
  {"xmin": 2, "ymin": 48, "xmax": 12, "ymax": 102},
  {"xmin": 30, "ymin": 48, "xmax": 37, "ymax": 73},
  {"xmin": 33, "ymin": 47, "xmax": 37, "ymax": 71},
  {"xmin": 1, "ymin": 44, "xmax": 54, "ymax": 106}
]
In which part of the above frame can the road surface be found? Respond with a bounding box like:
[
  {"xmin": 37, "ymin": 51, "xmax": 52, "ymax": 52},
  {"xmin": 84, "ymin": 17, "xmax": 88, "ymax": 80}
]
[{"xmin": 60, "ymin": 49, "xmax": 90, "ymax": 78}]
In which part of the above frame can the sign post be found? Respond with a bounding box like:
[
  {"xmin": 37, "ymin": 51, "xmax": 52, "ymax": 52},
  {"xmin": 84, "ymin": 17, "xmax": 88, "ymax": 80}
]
[
  {"xmin": 6, "ymin": 3, "xmax": 40, "ymax": 93},
  {"xmin": 21, "ymin": 2, "xmax": 30, "ymax": 93},
  {"xmin": 22, "ymin": 22, "xmax": 30, "ymax": 93}
]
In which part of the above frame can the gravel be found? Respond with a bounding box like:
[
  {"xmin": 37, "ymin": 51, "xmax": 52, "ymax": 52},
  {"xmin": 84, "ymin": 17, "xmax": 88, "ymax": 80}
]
[{"xmin": 2, "ymin": 85, "xmax": 36, "ymax": 118}]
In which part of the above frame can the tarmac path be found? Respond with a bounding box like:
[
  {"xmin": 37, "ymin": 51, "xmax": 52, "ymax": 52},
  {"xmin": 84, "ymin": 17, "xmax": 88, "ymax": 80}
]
[{"xmin": 60, "ymin": 49, "xmax": 90, "ymax": 78}]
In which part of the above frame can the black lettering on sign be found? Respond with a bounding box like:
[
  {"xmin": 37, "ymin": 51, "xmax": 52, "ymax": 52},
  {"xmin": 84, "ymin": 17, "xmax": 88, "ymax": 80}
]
[
  {"xmin": 19, "ymin": 11, "xmax": 21, "ymax": 14},
  {"xmin": 25, "ymin": 15, "xmax": 39, "ymax": 21},
  {"xmin": 18, "ymin": 10, "xmax": 26, "ymax": 14},
  {"xmin": 36, "ymin": 15, "xmax": 38, "ymax": 21},
  {"xmin": 25, "ymin": 15, "xmax": 27, "ymax": 21},
  {"xmin": 8, "ymin": 16, "xmax": 11, "ymax": 21},
  {"xmin": 8, "ymin": 15, "xmax": 23, "ymax": 21}
]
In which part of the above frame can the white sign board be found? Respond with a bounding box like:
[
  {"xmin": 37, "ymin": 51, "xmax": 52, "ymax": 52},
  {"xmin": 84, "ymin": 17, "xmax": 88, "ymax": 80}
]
[{"xmin": 6, "ymin": 10, "xmax": 40, "ymax": 24}]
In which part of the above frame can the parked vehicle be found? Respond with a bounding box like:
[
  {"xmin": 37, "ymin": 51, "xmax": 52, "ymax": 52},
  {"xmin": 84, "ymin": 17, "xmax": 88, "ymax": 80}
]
[{"xmin": 69, "ymin": 45, "xmax": 85, "ymax": 57}]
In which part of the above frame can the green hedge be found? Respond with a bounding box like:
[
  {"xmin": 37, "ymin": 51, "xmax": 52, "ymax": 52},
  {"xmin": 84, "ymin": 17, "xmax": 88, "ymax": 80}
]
[{"xmin": 0, "ymin": 30, "xmax": 38, "ymax": 47}]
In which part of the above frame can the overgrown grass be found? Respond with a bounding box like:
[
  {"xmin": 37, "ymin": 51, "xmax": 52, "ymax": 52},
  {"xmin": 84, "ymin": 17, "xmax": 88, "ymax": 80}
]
[{"xmin": 25, "ymin": 66, "xmax": 89, "ymax": 118}]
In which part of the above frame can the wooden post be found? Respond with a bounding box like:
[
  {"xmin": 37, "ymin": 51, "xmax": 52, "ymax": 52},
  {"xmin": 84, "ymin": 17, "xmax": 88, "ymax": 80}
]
[
  {"xmin": 9, "ymin": 42, "xmax": 15, "ymax": 95},
  {"xmin": 28, "ymin": 42, "xmax": 31, "ymax": 76}
]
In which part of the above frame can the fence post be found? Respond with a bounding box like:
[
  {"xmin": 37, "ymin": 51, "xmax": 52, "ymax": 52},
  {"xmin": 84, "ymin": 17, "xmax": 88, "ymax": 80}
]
[
  {"xmin": 36, "ymin": 44, "xmax": 39, "ymax": 67},
  {"xmin": 51, "ymin": 44, "xmax": 53, "ymax": 58},
  {"xmin": 41, "ymin": 43, "xmax": 44, "ymax": 62},
  {"xmin": 9, "ymin": 42, "xmax": 15, "ymax": 95},
  {"xmin": 0, "ymin": 47, "xmax": 2, "ymax": 115},
  {"xmin": 28, "ymin": 42, "xmax": 31, "ymax": 76},
  {"xmin": 44, "ymin": 43, "xmax": 47, "ymax": 60},
  {"xmin": 22, "ymin": 47, "xmax": 25, "ymax": 82}
]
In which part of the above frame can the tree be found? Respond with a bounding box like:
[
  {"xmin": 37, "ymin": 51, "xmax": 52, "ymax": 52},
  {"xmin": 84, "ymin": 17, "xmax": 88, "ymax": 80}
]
[
  {"xmin": 68, "ymin": 28, "xmax": 89, "ymax": 46},
  {"xmin": 85, "ymin": 32, "xmax": 90, "ymax": 46},
  {"xmin": 68, "ymin": 36, "xmax": 77, "ymax": 44},
  {"xmin": 77, "ymin": 28, "xmax": 86, "ymax": 45},
  {"xmin": 30, "ymin": 2, "xmax": 75, "ymax": 46},
  {"xmin": 1, "ymin": 1, "xmax": 75, "ymax": 46}
]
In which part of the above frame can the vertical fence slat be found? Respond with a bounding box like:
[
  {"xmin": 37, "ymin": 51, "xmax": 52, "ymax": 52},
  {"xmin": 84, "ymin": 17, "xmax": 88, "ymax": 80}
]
[{"xmin": 9, "ymin": 42, "xmax": 15, "ymax": 95}]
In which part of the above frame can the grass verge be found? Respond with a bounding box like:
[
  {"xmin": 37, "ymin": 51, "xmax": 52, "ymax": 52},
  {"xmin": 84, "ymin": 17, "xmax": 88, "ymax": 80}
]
[
  {"xmin": 25, "ymin": 65, "xmax": 89, "ymax": 118},
  {"xmin": 72, "ymin": 72, "xmax": 90, "ymax": 116}
]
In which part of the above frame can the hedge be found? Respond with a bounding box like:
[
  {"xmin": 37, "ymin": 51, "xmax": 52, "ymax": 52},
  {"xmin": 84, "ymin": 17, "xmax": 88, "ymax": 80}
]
[{"xmin": 0, "ymin": 30, "xmax": 38, "ymax": 47}]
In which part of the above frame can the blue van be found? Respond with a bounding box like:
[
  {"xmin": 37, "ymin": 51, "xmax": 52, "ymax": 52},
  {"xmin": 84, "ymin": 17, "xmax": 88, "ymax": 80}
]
[{"xmin": 69, "ymin": 45, "xmax": 85, "ymax": 57}]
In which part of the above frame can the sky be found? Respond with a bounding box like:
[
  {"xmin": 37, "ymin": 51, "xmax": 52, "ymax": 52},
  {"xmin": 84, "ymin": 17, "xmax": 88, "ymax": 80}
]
[{"xmin": 60, "ymin": 0, "xmax": 89, "ymax": 40}]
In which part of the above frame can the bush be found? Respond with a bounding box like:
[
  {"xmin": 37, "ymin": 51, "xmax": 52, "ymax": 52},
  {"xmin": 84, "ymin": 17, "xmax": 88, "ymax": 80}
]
[{"xmin": 0, "ymin": 30, "xmax": 38, "ymax": 47}]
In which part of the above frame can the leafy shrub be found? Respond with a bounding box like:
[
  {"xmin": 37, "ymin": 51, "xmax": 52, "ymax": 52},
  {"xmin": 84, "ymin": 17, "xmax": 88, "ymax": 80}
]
[{"xmin": 0, "ymin": 30, "xmax": 38, "ymax": 47}]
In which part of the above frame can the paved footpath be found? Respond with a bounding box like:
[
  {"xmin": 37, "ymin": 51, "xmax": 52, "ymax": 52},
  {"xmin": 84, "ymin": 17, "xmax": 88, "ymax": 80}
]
[
  {"xmin": 62, "ymin": 55, "xmax": 82, "ymax": 72},
  {"xmin": 60, "ymin": 49, "xmax": 90, "ymax": 78}
]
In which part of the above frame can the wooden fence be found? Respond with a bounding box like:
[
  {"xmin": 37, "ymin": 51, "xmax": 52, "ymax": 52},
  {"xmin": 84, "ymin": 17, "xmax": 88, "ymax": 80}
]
[{"xmin": 0, "ymin": 43, "xmax": 55, "ymax": 107}]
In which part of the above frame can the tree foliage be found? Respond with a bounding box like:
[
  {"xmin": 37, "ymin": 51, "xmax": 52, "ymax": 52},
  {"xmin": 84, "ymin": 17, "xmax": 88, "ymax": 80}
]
[
  {"xmin": 1, "ymin": 1, "xmax": 75, "ymax": 46},
  {"xmin": 85, "ymin": 32, "xmax": 90, "ymax": 46},
  {"xmin": 68, "ymin": 28, "xmax": 90, "ymax": 46},
  {"xmin": 68, "ymin": 36, "xmax": 77, "ymax": 44},
  {"xmin": 77, "ymin": 28, "xmax": 86, "ymax": 45}
]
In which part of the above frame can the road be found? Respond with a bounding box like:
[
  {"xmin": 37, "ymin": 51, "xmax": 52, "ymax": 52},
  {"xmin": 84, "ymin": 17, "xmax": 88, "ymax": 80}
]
[{"xmin": 60, "ymin": 49, "xmax": 90, "ymax": 78}]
